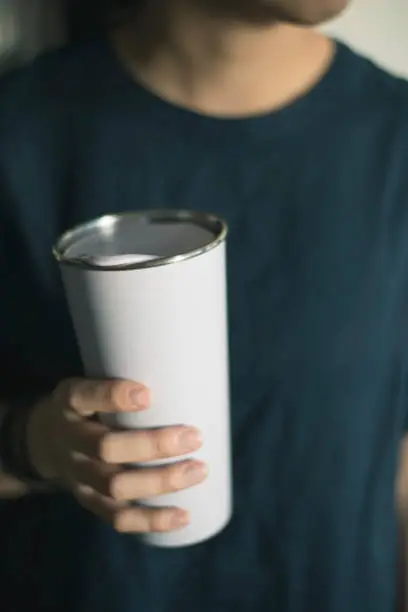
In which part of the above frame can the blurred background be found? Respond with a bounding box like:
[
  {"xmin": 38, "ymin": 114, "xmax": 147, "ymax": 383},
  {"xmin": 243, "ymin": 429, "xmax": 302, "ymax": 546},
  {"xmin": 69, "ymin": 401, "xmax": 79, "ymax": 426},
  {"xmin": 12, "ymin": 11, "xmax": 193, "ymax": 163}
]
[
  {"xmin": 321, "ymin": 0, "xmax": 408, "ymax": 77},
  {"xmin": 0, "ymin": 0, "xmax": 407, "ymax": 76},
  {"xmin": 0, "ymin": 0, "xmax": 64, "ymax": 69}
]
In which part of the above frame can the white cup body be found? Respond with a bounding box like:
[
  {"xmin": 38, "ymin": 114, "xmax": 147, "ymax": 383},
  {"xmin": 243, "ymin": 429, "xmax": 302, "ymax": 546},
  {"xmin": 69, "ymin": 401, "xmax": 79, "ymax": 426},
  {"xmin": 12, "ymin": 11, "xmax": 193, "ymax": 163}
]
[{"xmin": 56, "ymin": 212, "xmax": 232, "ymax": 547}]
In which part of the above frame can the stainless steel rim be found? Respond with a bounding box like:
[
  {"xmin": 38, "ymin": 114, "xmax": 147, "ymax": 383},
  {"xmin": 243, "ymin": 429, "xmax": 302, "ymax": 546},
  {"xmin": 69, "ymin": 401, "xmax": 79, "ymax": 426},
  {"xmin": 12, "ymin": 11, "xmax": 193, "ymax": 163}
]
[{"xmin": 53, "ymin": 210, "xmax": 228, "ymax": 271}]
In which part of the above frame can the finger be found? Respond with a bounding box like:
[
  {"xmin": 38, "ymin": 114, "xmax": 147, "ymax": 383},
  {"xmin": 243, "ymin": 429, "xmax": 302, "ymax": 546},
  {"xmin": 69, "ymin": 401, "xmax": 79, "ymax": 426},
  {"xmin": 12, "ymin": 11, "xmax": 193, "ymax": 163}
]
[
  {"xmin": 56, "ymin": 378, "xmax": 150, "ymax": 417},
  {"xmin": 76, "ymin": 487, "xmax": 189, "ymax": 533},
  {"xmin": 72, "ymin": 457, "xmax": 207, "ymax": 501},
  {"xmin": 111, "ymin": 460, "xmax": 208, "ymax": 501},
  {"xmin": 71, "ymin": 456, "xmax": 119, "ymax": 497},
  {"xmin": 70, "ymin": 423, "xmax": 202, "ymax": 464},
  {"xmin": 115, "ymin": 506, "xmax": 190, "ymax": 533},
  {"xmin": 66, "ymin": 418, "xmax": 109, "ymax": 457}
]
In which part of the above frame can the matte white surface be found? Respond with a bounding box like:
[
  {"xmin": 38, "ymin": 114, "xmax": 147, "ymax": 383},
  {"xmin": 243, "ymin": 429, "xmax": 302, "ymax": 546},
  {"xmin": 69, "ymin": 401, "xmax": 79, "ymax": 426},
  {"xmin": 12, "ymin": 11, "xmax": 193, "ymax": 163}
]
[{"xmin": 60, "ymin": 239, "xmax": 232, "ymax": 548}]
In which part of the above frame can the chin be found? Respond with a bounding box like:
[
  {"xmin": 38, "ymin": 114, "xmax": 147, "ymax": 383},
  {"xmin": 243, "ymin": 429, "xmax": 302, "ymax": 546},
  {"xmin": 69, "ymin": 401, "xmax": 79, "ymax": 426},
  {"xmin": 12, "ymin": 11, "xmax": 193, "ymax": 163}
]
[
  {"xmin": 271, "ymin": 0, "xmax": 351, "ymax": 25},
  {"xmin": 203, "ymin": 0, "xmax": 351, "ymax": 26}
]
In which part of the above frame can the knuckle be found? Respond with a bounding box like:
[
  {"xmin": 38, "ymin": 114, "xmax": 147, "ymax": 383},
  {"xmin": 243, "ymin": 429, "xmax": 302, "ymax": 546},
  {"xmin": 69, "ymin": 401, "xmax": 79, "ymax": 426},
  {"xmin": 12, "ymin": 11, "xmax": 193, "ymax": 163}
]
[
  {"xmin": 98, "ymin": 433, "xmax": 115, "ymax": 462},
  {"xmin": 162, "ymin": 466, "xmax": 181, "ymax": 493},
  {"xmin": 52, "ymin": 378, "xmax": 73, "ymax": 407},
  {"xmin": 112, "ymin": 510, "xmax": 126, "ymax": 532},
  {"xmin": 112, "ymin": 513, "xmax": 124, "ymax": 532},
  {"xmin": 66, "ymin": 378, "xmax": 85, "ymax": 409},
  {"xmin": 113, "ymin": 510, "xmax": 137, "ymax": 533},
  {"xmin": 76, "ymin": 484, "xmax": 93, "ymax": 503},
  {"xmin": 150, "ymin": 510, "xmax": 171, "ymax": 533},
  {"xmin": 153, "ymin": 429, "xmax": 174, "ymax": 456},
  {"xmin": 64, "ymin": 378, "xmax": 94, "ymax": 415},
  {"xmin": 109, "ymin": 473, "xmax": 127, "ymax": 500},
  {"xmin": 108, "ymin": 380, "xmax": 128, "ymax": 410},
  {"xmin": 69, "ymin": 391, "xmax": 82, "ymax": 414}
]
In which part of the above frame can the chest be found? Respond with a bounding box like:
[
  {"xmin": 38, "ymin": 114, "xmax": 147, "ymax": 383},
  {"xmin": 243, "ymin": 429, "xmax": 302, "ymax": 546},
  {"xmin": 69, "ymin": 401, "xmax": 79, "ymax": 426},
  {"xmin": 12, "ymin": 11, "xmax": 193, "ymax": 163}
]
[
  {"xmin": 63, "ymin": 133, "xmax": 407, "ymax": 371},
  {"xmin": 7, "ymin": 132, "xmax": 408, "ymax": 421}
]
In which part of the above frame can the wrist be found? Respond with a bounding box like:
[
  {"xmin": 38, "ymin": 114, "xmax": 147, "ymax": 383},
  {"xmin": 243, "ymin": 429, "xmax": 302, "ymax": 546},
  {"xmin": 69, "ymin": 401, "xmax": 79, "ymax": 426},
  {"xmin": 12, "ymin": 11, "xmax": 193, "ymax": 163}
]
[
  {"xmin": 26, "ymin": 399, "xmax": 57, "ymax": 483},
  {"xmin": 0, "ymin": 397, "xmax": 52, "ymax": 486}
]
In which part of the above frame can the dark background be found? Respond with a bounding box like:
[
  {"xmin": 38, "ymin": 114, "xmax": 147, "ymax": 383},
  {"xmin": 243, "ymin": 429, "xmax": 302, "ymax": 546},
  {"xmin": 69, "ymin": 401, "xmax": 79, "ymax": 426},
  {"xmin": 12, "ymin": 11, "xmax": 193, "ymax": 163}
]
[
  {"xmin": 66, "ymin": 0, "xmax": 139, "ymax": 41},
  {"xmin": 66, "ymin": 0, "xmax": 109, "ymax": 42}
]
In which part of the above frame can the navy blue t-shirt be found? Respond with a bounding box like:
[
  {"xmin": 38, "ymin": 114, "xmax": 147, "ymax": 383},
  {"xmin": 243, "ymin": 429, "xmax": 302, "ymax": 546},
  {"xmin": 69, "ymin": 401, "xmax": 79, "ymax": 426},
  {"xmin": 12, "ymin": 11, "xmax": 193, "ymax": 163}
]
[{"xmin": 1, "ymin": 38, "xmax": 408, "ymax": 612}]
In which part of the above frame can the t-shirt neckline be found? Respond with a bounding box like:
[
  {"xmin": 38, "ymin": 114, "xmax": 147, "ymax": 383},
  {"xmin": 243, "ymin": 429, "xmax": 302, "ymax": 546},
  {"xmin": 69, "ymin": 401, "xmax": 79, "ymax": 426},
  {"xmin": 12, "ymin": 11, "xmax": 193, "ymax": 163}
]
[{"xmin": 99, "ymin": 36, "xmax": 354, "ymax": 141}]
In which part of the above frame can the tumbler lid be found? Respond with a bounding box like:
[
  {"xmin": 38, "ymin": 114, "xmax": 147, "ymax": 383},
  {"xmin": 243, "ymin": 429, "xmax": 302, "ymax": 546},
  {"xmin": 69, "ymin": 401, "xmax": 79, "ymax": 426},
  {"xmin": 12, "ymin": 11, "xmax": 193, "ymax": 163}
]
[{"xmin": 53, "ymin": 210, "xmax": 227, "ymax": 271}]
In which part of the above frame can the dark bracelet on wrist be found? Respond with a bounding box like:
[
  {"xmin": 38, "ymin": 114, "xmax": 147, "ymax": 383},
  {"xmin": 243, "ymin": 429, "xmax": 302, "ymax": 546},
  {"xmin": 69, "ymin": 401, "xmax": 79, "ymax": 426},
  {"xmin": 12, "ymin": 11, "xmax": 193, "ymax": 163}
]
[{"xmin": 0, "ymin": 399, "xmax": 47, "ymax": 486}]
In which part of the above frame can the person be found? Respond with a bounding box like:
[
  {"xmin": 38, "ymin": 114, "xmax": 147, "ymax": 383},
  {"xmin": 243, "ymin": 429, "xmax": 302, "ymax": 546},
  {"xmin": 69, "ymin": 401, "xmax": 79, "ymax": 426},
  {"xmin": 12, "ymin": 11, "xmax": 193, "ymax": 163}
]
[{"xmin": 1, "ymin": 0, "xmax": 408, "ymax": 610}]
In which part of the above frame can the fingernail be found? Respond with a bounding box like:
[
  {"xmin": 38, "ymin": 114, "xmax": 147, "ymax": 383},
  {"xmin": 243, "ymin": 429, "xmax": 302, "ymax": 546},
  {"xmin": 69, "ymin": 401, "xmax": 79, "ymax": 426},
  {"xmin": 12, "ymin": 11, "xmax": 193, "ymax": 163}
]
[
  {"xmin": 170, "ymin": 510, "xmax": 190, "ymax": 529},
  {"xmin": 176, "ymin": 428, "xmax": 203, "ymax": 452},
  {"xmin": 130, "ymin": 388, "xmax": 150, "ymax": 410},
  {"xmin": 181, "ymin": 462, "xmax": 207, "ymax": 487}
]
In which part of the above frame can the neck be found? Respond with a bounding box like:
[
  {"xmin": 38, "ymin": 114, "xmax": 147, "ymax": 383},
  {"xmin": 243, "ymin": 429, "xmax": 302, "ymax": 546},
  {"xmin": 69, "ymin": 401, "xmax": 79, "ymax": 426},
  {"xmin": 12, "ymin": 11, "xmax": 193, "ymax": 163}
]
[{"xmin": 113, "ymin": 1, "xmax": 334, "ymax": 117}]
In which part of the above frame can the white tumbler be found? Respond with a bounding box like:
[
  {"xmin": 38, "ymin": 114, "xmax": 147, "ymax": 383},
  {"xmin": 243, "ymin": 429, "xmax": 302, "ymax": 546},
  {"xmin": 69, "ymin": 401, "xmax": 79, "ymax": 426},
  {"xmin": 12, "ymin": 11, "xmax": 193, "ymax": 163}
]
[{"xmin": 53, "ymin": 210, "xmax": 232, "ymax": 548}]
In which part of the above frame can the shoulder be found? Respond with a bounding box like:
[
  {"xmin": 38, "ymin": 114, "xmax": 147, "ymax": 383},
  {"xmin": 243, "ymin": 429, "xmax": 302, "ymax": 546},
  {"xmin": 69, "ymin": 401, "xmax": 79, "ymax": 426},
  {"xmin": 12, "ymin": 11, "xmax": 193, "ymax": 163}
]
[
  {"xmin": 0, "ymin": 39, "xmax": 116, "ymax": 207},
  {"xmin": 344, "ymin": 48, "xmax": 408, "ymax": 254},
  {"xmin": 334, "ymin": 43, "xmax": 408, "ymax": 182},
  {"xmin": 0, "ymin": 38, "xmax": 111, "ymax": 98},
  {"xmin": 361, "ymin": 56, "xmax": 408, "ymax": 168},
  {"xmin": 0, "ymin": 41, "xmax": 114, "ymax": 229},
  {"xmin": 333, "ymin": 41, "xmax": 408, "ymax": 119}
]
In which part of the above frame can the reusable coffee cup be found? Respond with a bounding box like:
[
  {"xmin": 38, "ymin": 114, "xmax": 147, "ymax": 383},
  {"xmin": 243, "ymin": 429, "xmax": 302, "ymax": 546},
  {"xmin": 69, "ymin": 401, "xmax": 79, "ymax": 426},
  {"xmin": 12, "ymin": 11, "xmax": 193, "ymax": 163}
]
[{"xmin": 53, "ymin": 210, "xmax": 232, "ymax": 548}]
